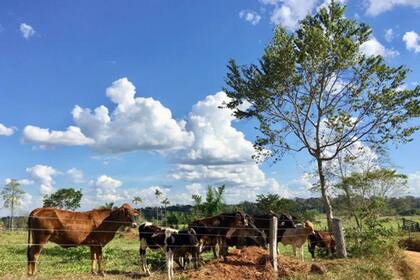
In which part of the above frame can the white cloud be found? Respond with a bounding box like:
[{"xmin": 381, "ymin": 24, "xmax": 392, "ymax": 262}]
[
  {"xmin": 23, "ymin": 125, "xmax": 94, "ymax": 146},
  {"xmin": 171, "ymin": 92, "xmax": 255, "ymax": 165},
  {"xmin": 19, "ymin": 192, "xmax": 33, "ymax": 210},
  {"xmin": 185, "ymin": 183, "xmax": 204, "ymax": 196},
  {"xmin": 19, "ymin": 23, "xmax": 35, "ymax": 39},
  {"xmin": 0, "ymin": 123, "xmax": 15, "ymax": 136},
  {"xmin": 93, "ymin": 175, "xmax": 122, "ymax": 202},
  {"xmin": 167, "ymin": 91, "xmax": 288, "ymax": 203},
  {"xmin": 73, "ymin": 77, "xmax": 194, "ymax": 153},
  {"xmin": 403, "ymin": 31, "xmax": 420, "ymax": 53},
  {"xmin": 171, "ymin": 163, "xmax": 267, "ymax": 188},
  {"xmin": 407, "ymin": 171, "xmax": 420, "ymax": 196},
  {"xmin": 67, "ymin": 168, "xmax": 84, "ymax": 183},
  {"xmin": 23, "ymin": 78, "xmax": 194, "ymax": 153},
  {"xmin": 4, "ymin": 178, "xmax": 34, "ymax": 186},
  {"xmin": 26, "ymin": 164, "xmax": 57, "ymax": 195},
  {"xmin": 384, "ymin": 28, "xmax": 395, "ymax": 42},
  {"xmin": 270, "ymin": 0, "xmax": 318, "ymax": 30},
  {"xmin": 259, "ymin": 0, "xmax": 346, "ymax": 30},
  {"xmin": 365, "ymin": 0, "xmax": 420, "ymax": 16},
  {"xmin": 360, "ymin": 37, "xmax": 399, "ymax": 57},
  {"xmin": 258, "ymin": 0, "xmax": 281, "ymax": 4},
  {"xmin": 239, "ymin": 10, "xmax": 262, "ymax": 25}
]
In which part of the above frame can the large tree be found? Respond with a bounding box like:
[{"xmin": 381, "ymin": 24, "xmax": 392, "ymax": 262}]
[
  {"xmin": 224, "ymin": 2, "xmax": 419, "ymax": 229},
  {"xmin": 1, "ymin": 179, "xmax": 25, "ymax": 230},
  {"xmin": 43, "ymin": 188, "xmax": 82, "ymax": 210}
]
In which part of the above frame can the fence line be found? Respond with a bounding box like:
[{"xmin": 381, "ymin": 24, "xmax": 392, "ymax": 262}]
[
  {"xmin": 5, "ymin": 213, "xmax": 285, "ymax": 224},
  {"xmin": 1, "ymin": 228, "xmax": 314, "ymax": 238}
]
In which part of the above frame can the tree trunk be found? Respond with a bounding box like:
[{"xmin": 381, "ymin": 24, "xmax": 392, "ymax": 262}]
[
  {"xmin": 317, "ymin": 158, "xmax": 334, "ymax": 231},
  {"xmin": 10, "ymin": 201, "xmax": 14, "ymax": 231}
]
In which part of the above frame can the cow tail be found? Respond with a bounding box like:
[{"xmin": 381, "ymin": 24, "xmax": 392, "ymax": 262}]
[{"xmin": 27, "ymin": 214, "xmax": 32, "ymax": 261}]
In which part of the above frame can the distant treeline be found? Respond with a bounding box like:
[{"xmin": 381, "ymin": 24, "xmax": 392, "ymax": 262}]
[
  {"xmin": 139, "ymin": 195, "xmax": 420, "ymax": 225},
  {"xmin": 1, "ymin": 195, "xmax": 419, "ymax": 230}
]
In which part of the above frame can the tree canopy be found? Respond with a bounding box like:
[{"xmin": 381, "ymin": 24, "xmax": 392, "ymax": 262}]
[
  {"xmin": 1, "ymin": 179, "xmax": 25, "ymax": 230},
  {"xmin": 192, "ymin": 185, "xmax": 225, "ymax": 217},
  {"xmin": 43, "ymin": 188, "xmax": 83, "ymax": 210},
  {"xmin": 224, "ymin": 1, "xmax": 419, "ymax": 228}
]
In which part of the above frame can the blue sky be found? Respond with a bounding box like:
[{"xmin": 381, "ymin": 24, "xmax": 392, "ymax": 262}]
[{"xmin": 0, "ymin": 0, "xmax": 419, "ymax": 215}]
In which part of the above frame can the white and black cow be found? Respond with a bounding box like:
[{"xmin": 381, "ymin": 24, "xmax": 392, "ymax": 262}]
[{"xmin": 138, "ymin": 222, "xmax": 199, "ymax": 280}]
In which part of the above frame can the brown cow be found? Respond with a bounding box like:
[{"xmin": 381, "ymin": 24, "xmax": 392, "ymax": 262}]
[
  {"xmin": 27, "ymin": 203, "xmax": 139, "ymax": 276},
  {"xmin": 307, "ymin": 230, "xmax": 336, "ymax": 259}
]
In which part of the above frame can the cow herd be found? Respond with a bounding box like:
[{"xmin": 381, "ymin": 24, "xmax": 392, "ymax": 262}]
[{"xmin": 26, "ymin": 203, "xmax": 336, "ymax": 279}]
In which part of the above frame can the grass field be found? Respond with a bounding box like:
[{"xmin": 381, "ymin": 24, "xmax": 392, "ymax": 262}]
[{"xmin": 0, "ymin": 216, "xmax": 419, "ymax": 279}]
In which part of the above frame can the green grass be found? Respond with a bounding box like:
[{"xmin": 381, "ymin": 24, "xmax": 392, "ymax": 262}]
[
  {"xmin": 0, "ymin": 230, "xmax": 217, "ymax": 279},
  {"xmin": 0, "ymin": 231, "xmax": 157, "ymax": 279},
  {"xmin": 1, "ymin": 217, "xmax": 419, "ymax": 280}
]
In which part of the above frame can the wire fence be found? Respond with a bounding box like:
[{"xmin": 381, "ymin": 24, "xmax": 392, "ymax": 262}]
[{"xmin": 0, "ymin": 213, "xmax": 316, "ymax": 270}]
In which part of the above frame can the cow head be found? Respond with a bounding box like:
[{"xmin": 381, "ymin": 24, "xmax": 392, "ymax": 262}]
[
  {"xmin": 278, "ymin": 213, "xmax": 296, "ymax": 229},
  {"xmin": 304, "ymin": 220, "xmax": 315, "ymax": 234},
  {"xmin": 233, "ymin": 211, "xmax": 250, "ymax": 227},
  {"xmin": 118, "ymin": 203, "xmax": 139, "ymax": 228}
]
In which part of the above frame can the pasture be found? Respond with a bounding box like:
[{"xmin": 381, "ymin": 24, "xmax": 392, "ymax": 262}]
[{"xmin": 0, "ymin": 219, "xmax": 419, "ymax": 280}]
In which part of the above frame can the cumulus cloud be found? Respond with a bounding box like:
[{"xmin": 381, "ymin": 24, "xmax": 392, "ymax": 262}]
[
  {"xmin": 93, "ymin": 175, "xmax": 122, "ymax": 202},
  {"xmin": 365, "ymin": 0, "xmax": 420, "ymax": 16},
  {"xmin": 4, "ymin": 178, "xmax": 34, "ymax": 186},
  {"xmin": 23, "ymin": 125, "xmax": 94, "ymax": 146},
  {"xmin": 21, "ymin": 81, "xmax": 289, "ymax": 203},
  {"xmin": 239, "ymin": 10, "xmax": 262, "ymax": 25},
  {"xmin": 258, "ymin": 0, "xmax": 346, "ymax": 30},
  {"xmin": 384, "ymin": 28, "xmax": 395, "ymax": 42},
  {"xmin": 26, "ymin": 164, "xmax": 57, "ymax": 195},
  {"xmin": 67, "ymin": 168, "xmax": 84, "ymax": 183},
  {"xmin": 270, "ymin": 0, "xmax": 318, "ymax": 30},
  {"xmin": 172, "ymin": 92, "xmax": 255, "ymax": 165},
  {"xmin": 167, "ymin": 91, "xmax": 288, "ymax": 203},
  {"xmin": 28, "ymin": 77, "xmax": 193, "ymax": 153},
  {"xmin": 20, "ymin": 23, "xmax": 36, "ymax": 39},
  {"xmin": 407, "ymin": 171, "xmax": 420, "ymax": 196},
  {"xmin": 403, "ymin": 31, "xmax": 420, "ymax": 53},
  {"xmin": 171, "ymin": 163, "xmax": 267, "ymax": 188},
  {"xmin": 0, "ymin": 123, "xmax": 15, "ymax": 136},
  {"xmin": 360, "ymin": 37, "xmax": 399, "ymax": 57}
]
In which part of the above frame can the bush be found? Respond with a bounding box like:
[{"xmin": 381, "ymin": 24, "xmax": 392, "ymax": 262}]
[{"xmin": 346, "ymin": 216, "xmax": 399, "ymax": 257}]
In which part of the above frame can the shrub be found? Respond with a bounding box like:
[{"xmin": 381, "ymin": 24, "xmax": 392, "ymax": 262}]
[{"xmin": 346, "ymin": 216, "xmax": 399, "ymax": 257}]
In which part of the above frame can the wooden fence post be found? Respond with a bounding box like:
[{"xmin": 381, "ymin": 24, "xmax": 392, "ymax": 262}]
[
  {"xmin": 332, "ymin": 218, "xmax": 347, "ymax": 258},
  {"xmin": 269, "ymin": 216, "xmax": 278, "ymax": 275}
]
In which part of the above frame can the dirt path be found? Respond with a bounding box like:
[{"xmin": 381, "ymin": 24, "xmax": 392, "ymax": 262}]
[{"xmin": 405, "ymin": 250, "xmax": 420, "ymax": 267}]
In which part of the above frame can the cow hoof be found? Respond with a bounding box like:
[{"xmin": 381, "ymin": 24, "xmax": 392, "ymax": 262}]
[{"xmin": 99, "ymin": 271, "xmax": 106, "ymax": 277}]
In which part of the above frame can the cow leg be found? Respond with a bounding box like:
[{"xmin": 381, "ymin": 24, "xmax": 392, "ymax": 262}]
[
  {"xmin": 193, "ymin": 246, "xmax": 200, "ymax": 269},
  {"xmin": 28, "ymin": 232, "xmax": 49, "ymax": 276},
  {"xmin": 96, "ymin": 246, "xmax": 105, "ymax": 276},
  {"xmin": 166, "ymin": 250, "xmax": 174, "ymax": 280},
  {"xmin": 300, "ymin": 245, "xmax": 304, "ymax": 261},
  {"xmin": 139, "ymin": 239, "xmax": 150, "ymax": 276},
  {"xmin": 292, "ymin": 244, "xmax": 297, "ymax": 257},
  {"xmin": 90, "ymin": 246, "xmax": 98, "ymax": 275},
  {"xmin": 308, "ymin": 242, "xmax": 315, "ymax": 260},
  {"xmin": 28, "ymin": 244, "xmax": 44, "ymax": 276},
  {"xmin": 220, "ymin": 238, "xmax": 229, "ymax": 261}
]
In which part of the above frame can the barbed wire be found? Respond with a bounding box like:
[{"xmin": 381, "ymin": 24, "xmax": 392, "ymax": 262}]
[
  {"xmin": 3, "ymin": 227, "xmax": 316, "ymax": 238},
  {"xmin": 6, "ymin": 213, "xmax": 295, "ymax": 224}
]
